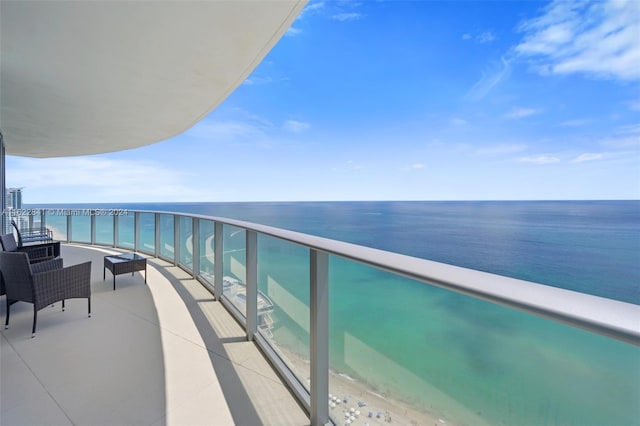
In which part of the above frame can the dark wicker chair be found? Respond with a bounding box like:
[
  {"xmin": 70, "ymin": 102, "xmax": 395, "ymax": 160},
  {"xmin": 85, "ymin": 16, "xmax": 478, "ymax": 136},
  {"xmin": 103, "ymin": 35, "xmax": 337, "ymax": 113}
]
[
  {"xmin": 11, "ymin": 220, "xmax": 53, "ymax": 245},
  {"xmin": 0, "ymin": 252, "xmax": 91, "ymax": 337},
  {"xmin": 0, "ymin": 233, "xmax": 53, "ymax": 263}
]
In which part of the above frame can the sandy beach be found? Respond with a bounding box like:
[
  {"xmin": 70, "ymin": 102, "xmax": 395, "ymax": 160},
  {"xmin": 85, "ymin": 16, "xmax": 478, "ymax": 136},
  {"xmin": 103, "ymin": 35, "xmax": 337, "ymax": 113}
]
[{"xmin": 270, "ymin": 342, "xmax": 485, "ymax": 426}]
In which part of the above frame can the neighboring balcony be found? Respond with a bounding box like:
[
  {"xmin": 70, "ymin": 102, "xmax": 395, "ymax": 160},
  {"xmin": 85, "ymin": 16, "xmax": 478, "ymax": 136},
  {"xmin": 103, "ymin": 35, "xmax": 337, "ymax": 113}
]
[{"xmin": 2, "ymin": 208, "xmax": 639, "ymax": 426}]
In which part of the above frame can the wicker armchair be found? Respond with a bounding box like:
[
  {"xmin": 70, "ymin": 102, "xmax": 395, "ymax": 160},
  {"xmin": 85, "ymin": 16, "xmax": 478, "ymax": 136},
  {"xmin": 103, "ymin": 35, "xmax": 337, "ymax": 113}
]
[
  {"xmin": 0, "ymin": 233, "xmax": 53, "ymax": 263},
  {"xmin": 0, "ymin": 252, "xmax": 91, "ymax": 337},
  {"xmin": 11, "ymin": 220, "xmax": 53, "ymax": 245}
]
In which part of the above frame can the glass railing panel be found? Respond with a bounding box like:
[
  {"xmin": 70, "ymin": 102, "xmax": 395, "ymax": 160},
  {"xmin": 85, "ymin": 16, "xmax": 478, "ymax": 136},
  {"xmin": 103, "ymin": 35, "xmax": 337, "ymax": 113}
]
[
  {"xmin": 222, "ymin": 224, "xmax": 246, "ymax": 318},
  {"xmin": 95, "ymin": 214, "xmax": 114, "ymax": 245},
  {"xmin": 257, "ymin": 234, "xmax": 310, "ymax": 391},
  {"xmin": 8, "ymin": 213, "xmax": 29, "ymax": 235},
  {"xmin": 198, "ymin": 219, "xmax": 215, "ymax": 290},
  {"xmin": 9, "ymin": 212, "xmax": 42, "ymax": 233},
  {"xmin": 33, "ymin": 211, "xmax": 43, "ymax": 229},
  {"xmin": 117, "ymin": 213, "xmax": 135, "ymax": 250},
  {"xmin": 138, "ymin": 213, "xmax": 155, "ymax": 254},
  {"xmin": 179, "ymin": 216, "xmax": 193, "ymax": 271},
  {"xmin": 327, "ymin": 255, "xmax": 640, "ymax": 426},
  {"xmin": 70, "ymin": 214, "xmax": 90, "ymax": 243},
  {"xmin": 159, "ymin": 214, "xmax": 174, "ymax": 260},
  {"xmin": 45, "ymin": 210, "xmax": 67, "ymax": 241}
]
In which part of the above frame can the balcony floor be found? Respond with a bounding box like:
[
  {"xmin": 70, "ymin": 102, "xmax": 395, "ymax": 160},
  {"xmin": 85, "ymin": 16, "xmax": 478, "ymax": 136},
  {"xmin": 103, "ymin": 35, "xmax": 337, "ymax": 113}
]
[{"xmin": 1, "ymin": 244, "xmax": 309, "ymax": 426}]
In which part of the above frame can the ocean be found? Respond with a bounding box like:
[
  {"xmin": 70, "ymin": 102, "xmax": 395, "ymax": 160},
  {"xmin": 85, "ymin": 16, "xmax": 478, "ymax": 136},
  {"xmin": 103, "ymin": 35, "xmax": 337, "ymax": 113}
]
[{"xmin": 30, "ymin": 200, "xmax": 640, "ymax": 425}]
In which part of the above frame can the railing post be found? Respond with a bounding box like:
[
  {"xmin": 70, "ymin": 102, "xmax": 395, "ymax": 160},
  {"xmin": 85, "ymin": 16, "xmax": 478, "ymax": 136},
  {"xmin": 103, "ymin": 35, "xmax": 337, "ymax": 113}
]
[
  {"xmin": 66, "ymin": 214, "xmax": 72, "ymax": 242},
  {"xmin": 0, "ymin": 133, "xmax": 5, "ymax": 234},
  {"xmin": 173, "ymin": 215, "xmax": 180, "ymax": 265},
  {"xmin": 310, "ymin": 249, "xmax": 329, "ymax": 426},
  {"xmin": 193, "ymin": 218, "xmax": 200, "ymax": 278},
  {"xmin": 246, "ymin": 230, "xmax": 258, "ymax": 341},
  {"xmin": 154, "ymin": 213, "xmax": 160, "ymax": 258},
  {"xmin": 90, "ymin": 211, "xmax": 96, "ymax": 245},
  {"xmin": 214, "ymin": 221, "xmax": 223, "ymax": 300},
  {"xmin": 113, "ymin": 214, "xmax": 119, "ymax": 248},
  {"xmin": 134, "ymin": 212, "xmax": 140, "ymax": 252}
]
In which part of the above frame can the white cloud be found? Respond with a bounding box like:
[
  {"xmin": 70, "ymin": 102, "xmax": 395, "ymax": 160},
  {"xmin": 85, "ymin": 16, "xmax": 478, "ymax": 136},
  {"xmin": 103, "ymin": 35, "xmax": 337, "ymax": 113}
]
[
  {"xmin": 450, "ymin": 117, "xmax": 468, "ymax": 126},
  {"xmin": 462, "ymin": 31, "xmax": 497, "ymax": 43},
  {"xmin": 518, "ymin": 155, "xmax": 561, "ymax": 164},
  {"xmin": 401, "ymin": 162, "xmax": 426, "ymax": 171},
  {"xmin": 6, "ymin": 157, "xmax": 213, "ymax": 203},
  {"xmin": 559, "ymin": 119, "xmax": 589, "ymax": 127},
  {"xmin": 616, "ymin": 123, "xmax": 640, "ymax": 135},
  {"xmin": 466, "ymin": 56, "xmax": 512, "ymax": 100},
  {"xmin": 628, "ymin": 99, "xmax": 640, "ymax": 111},
  {"xmin": 345, "ymin": 160, "xmax": 363, "ymax": 170},
  {"xmin": 476, "ymin": 31, "xmax": 496, "ymax": 43},
  {"xmin": 332, "ymin": 12, "xmax": 363, "ymax": 21},
  {"xmin": 476, "ymin": 144, "xmax": 527, "ymax": 156},
  {"xmin": 572, "ymin": 152, "xmax": 605, "ymax": 162},
  {"xmin": 601, "ymin": 124, "xmax": 640, "ymax": 148},
  {"xmin": 516, "ymin": 0, "xmax": 640, "ymax": 81},
  {"xmin": 185, "ymin": 119, "xmax": 267, "ymax": 140},
  {"xmin": 242, "ymin": 76, "xmax": 274, "ymax": 85},
  {"xmin": 298, "ymin": 1, "xmax": 325, "ymax": 19},
  {"xmin": 286, "ymin": 27, "xmax": 302, "ymax": 37},
  {"xmin": 184, "ymin": 110, "xmax": 275, "ymax": 143},
  {"xmin": 504, "ymin": 107, "xmax": 542, "ymax": 119},
  {"xmin": 283, "ymin": 120, "xmax": 310, "ymax": 133},
  {"xmin": 301, "ymin": 2, "xmax": 364, "ymax": 23}
]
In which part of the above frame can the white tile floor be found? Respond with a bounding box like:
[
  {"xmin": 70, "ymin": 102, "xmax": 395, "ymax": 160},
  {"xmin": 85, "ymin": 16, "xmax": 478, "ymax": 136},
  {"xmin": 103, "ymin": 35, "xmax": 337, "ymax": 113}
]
[{"xmin": 1, "ymin": 244, "xmax": 308, "ymax": 426}]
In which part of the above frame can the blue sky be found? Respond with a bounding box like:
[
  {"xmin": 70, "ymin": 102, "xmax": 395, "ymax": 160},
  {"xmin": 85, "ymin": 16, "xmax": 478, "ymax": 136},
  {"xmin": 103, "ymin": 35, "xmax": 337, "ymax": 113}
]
[{"xmin": 8, "ymin": 0, "xmax": 640, "ymax": 203}]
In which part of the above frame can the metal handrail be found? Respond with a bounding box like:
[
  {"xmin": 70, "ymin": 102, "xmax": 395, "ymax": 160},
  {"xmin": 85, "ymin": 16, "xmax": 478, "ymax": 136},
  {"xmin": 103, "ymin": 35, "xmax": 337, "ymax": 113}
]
[
  {"xmin": 36, "ymin": 208, "xmax": 640, "ymax": 346},
  {"xmin": 128, "ymin": 209, "xmax": 640, "ymax": 346}
]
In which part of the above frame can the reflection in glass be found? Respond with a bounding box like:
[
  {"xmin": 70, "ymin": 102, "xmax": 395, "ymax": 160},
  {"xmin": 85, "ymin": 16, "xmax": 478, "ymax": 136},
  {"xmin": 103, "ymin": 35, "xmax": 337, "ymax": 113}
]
[
  {"xmin": 118, "ymin": 214, "xmax": 135, "ymax": 249},
  {"xmin": 222, "ymin": 224, "xmax": 246, "ymax": 317},
  {"xmin": 71, "ymin": 215, "xmax": 90, "ymax": 243},
  {"xmin": 45, "ymin": 210, "xmax": 67, "ymax": 241},
  {"xmin": 327, "ymin": 256, "xmax": 640, "ymax": 426},
  {"xmin": 138, "ymin": 213, "xmax": 155, "ymax": 254},
  {"xmin": 257, "ymin": 235, "xmax": 310, "ymax": 391},
  {"xmin": 159, "ymin": 214, "xmax": 174, "ymax": 260},
  {"xmin": 179, "ymin": 216, "xmax": 193, "ymax": 271},
  {"xmin": 198, "ymin": 220, "xmax": 215, "ymax": 289},
  {"xmin": 95, "ymin": 215, "xmax": 114, "ymax": 245}
]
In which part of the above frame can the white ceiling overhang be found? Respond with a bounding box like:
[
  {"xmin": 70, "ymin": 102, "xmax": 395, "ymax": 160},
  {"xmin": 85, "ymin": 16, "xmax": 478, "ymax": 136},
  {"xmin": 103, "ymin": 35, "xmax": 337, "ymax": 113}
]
[{"xmin": 0, "ymin": 0, "xmax": 306, "ymax": 158}]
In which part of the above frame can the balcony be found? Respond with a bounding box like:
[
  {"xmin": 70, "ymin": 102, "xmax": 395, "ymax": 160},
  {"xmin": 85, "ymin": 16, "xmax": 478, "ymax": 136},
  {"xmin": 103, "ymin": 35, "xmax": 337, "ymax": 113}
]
[
  {"xmin": 1, "ymin": 243, "xmax": 308, "ymax": 425},
  {"xmin": 2, "ymin": 2, "xmax": 638, "ymax": 424},
  {"xmin": 1, "ymin": 208, "xmax": 638, "ymax": 426}
]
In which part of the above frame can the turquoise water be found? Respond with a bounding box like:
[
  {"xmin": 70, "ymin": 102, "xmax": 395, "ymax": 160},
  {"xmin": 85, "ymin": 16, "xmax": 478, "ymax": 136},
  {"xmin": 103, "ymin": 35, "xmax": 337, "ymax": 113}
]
[{"xmin": 31, "ymin": 201, "xmax": 640, "ymax": 425}]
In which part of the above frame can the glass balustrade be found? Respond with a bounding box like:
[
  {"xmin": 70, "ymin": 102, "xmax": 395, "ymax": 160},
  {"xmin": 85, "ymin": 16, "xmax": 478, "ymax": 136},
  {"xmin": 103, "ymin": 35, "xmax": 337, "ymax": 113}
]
[
  {"xmin": 327, "ymin": 256, "xmax": 639, "ymax": 426},
  {"xmin": 198, "ymin": 219, "xmax": 215, "ymax": 291},
  {"xmin": 138, "ymin": 212, "xmax": 155, "ymax": 254},
  {"xmin": 16, "ymin": 208, "xmax": 638, "ymax": 426},
  {"xmin": 257, "ymin": 234, "xmax": 311, "ymax": 391},
  {"xmin": 222, "ymin": 224, "xmax": 246, "ymax": 318},
  {"xmin": 159, "ymin": 214, "xmax": 174, "ymax": 261},
  {"xmin": 179, "ymin": 216, "xmax": 193, "ymax": 271},
  {"xmin": 117, "ymin": 213, "xmax": 135, "ymax": 249},
  {"xmin": 70, "ymin": 215, "xmax": 91, "ymax": 243},
  {"xmin": 95, "ymin": 214, "xmax": 113, "ymax": 246},
  {"xmin": 44, "ymin": 210, "xmax": 67, "ymax": 241}
]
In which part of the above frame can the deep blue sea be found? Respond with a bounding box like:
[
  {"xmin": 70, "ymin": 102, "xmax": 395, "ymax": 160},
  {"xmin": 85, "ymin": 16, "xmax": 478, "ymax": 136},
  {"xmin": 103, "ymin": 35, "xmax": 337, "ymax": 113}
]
[
  {"xmin": 30, "ymin": 200, "xmax": 640, "ymax": 425},
  {"xmin": 36, "ymin": 200, "xmax": 639, "ymax": 303}
]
